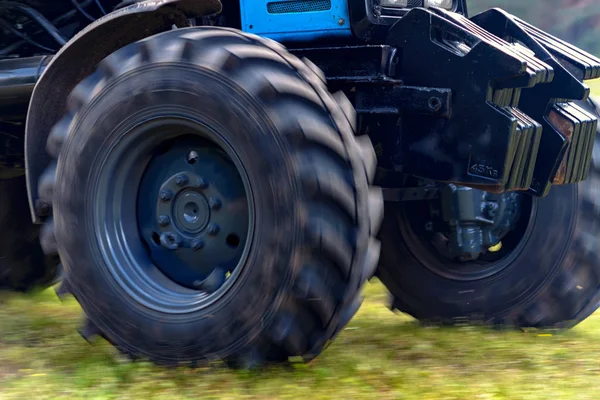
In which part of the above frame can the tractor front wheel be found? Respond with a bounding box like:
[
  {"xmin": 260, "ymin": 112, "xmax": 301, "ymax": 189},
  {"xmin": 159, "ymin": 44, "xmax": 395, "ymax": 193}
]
[{"xmin": 38, "ymin": 27, "xmax": 383, "ymax": 366}]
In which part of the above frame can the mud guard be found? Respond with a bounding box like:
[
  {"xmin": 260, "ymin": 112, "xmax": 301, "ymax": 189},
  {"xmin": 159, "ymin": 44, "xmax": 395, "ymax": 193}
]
[{"xmin": 24, "ymin": 0, "xmax": 222, "ymax": 223}]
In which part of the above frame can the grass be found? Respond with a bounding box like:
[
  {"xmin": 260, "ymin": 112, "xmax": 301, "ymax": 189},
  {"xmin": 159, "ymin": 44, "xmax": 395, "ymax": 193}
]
[{"xmin": 2, "ymin": 280, "xmax": 600, "ymax": 399}]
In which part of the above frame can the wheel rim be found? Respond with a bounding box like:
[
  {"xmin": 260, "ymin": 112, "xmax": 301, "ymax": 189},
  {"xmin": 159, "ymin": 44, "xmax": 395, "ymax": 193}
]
[
  {"xmin": 92, "ymin": 115, "xmax": 254, "ymax": 313},
  {"xmin": 397, "ymin": 194, "xmax": 537, "ymax": 281}
]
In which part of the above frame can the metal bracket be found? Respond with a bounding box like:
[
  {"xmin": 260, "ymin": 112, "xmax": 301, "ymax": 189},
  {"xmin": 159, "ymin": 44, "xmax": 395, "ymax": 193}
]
[{"xmin": 354, "ymin": 85, "xmax": 452, "ymax": 117}]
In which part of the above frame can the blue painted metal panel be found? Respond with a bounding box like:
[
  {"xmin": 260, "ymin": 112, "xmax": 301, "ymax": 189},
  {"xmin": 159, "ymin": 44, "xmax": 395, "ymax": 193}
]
[{"xmin": 240, "ymin": 0, "xmax": 352, "ymax": 42}]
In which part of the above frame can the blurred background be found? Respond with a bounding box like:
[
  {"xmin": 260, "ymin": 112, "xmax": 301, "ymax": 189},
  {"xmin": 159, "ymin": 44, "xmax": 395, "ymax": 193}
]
[{"xmin": 469, "ymin": 0, "xmax": 600, "ymax": 56}]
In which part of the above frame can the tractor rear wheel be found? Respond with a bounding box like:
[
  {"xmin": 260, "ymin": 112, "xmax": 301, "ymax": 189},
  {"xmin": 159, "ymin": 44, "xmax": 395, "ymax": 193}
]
[
  {"xmin": 37, "ymin": 27, "xmax": 382, "ymax": 366},
  {"xmin": 377, "ymin": 102, "xmax": 600, "ymax": 328},
  {"xmin": 0, "ymin": 175, "xmax": 58, "ymax": 291}
]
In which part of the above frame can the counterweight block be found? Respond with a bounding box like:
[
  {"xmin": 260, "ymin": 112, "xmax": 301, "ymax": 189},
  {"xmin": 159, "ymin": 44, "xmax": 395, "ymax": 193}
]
[{"xmin": 386, "ymin": 7, "xmax": 600, "ymax": 196}]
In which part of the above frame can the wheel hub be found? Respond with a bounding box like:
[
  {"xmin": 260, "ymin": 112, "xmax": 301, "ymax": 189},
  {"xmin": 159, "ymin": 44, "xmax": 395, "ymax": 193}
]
[
  {"xmin": 397, "ymin": 182, "xmax": 533, "ymax": 281},
  {"xmin": 180, "ymin": 194, "xmax": 209, "ymax": 228},
  {"xmin": 137, "ymin": 136, "xmax": 250, "ymax": 292},
  {"xmin": 158, "ymin": 174, "xmax": 214, "ymax": 235}
]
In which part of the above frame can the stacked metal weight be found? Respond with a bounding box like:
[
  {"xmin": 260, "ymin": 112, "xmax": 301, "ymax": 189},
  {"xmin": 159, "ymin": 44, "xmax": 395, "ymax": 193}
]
[{"xmin": 387, "ymin": 7, "xmax": 600, "ymax": 196}]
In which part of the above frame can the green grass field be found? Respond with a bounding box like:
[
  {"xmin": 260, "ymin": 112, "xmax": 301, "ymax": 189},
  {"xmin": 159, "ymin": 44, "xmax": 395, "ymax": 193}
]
[
  {"xmin": 1, "ymin": 79, "xmax": 599, "ymax": 400},
  {"xmin": 2, "ymin": 279, "xmax": 600, "ymax": 400}
]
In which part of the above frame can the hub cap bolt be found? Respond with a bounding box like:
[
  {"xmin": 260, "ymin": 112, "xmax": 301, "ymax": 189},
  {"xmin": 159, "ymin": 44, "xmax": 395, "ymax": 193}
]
[
  {"xmin": 207, "ymin": 223, "xmax": 220, "ymax": 235},
  {"xmin": 159, "ymin": 190, "xmax": 173, "ymax": 202},
  {"xmin": 160, "ymin": 232, "xmax": 181, "ymax": 250},
  {"xmin": 196, "ymin": 177, "xmax": 208, "ymax": 189},
  {"xmin": 209, "ymin": 197, "xmax": 222, "ymax": 210},
  {"xmin": 191, "ymin": 238, "xmax": 205, "ymax": 251},
  {"xmin": 175, "ymin": 174, "xmax": 189, "ymax": 186},
  {"xmin": 158, "ymin": 215, "xmax": 171, "ymax": 226}
]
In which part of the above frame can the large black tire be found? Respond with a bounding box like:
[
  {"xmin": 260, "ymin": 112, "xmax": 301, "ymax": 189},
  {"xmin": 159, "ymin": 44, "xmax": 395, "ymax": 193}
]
[
  {"xmin": 37, "ymin": 27, "xmax": 383, "ymax": 366},
  {"xmin": 0, "ymin": 176, "xmax": 58, "ymax": 291},
  {"xmin": 377, "ymin": 99, "xmax": 600, "ymax": 328}
]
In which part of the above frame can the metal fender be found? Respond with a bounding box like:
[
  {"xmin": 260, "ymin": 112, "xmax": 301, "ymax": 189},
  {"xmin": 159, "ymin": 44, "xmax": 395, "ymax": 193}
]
[{"xmin": 25, "ymin": 0, "xmax": 222, "ymax": 222}]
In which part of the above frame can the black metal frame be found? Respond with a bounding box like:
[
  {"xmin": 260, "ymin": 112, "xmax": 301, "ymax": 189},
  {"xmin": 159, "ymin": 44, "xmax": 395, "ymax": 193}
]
[
  {"xmin": 291, "ymin": 45, "xmax": 451, "ymax": 117},
  {"xmin": 347, "ymin": 0, "xmax": 468, "ymax": 42},
  {"xmin": 298, "ymin": 6, "xmax": 599, "ymax": 199}
]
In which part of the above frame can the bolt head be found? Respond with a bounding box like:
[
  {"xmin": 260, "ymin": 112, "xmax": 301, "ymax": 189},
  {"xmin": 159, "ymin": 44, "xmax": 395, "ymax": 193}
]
[
  {"xmin": 159, "ymin": 190, "xmax": 173, "ymax": 202},
  {"xmin": 175, "ymin": 174, "xmax": 189, "ymax": 186},
  {"xmin": 158, "ymin": 215, "xmax": 171, "ymax": 226},
  {"xmin": 209, "ymin": 197, "xmax": 222, "ymax": 210},
  {"xmin": 191, "ymin": 238, "xmax": 205, "ymax": 251},
  {"xmin": 428, "ymin": 96, "xmax": 443, "ymax": 112},
  {"xmin": 207, "ymin": 223, "xmax": 220, "ymax": 235},
  {"xmin": 195, "ymin": 177, "xmax": 208, "ymax": 189},
  {"xmin": 160, "ymin": 232, "xmax": 181, "ymax": 250}
]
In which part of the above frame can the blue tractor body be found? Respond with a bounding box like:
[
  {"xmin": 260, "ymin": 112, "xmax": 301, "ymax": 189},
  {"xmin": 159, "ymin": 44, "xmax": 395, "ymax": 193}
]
[{"xmin": 240, "ymin": 0, "xmax": 352, "ymax": 41}]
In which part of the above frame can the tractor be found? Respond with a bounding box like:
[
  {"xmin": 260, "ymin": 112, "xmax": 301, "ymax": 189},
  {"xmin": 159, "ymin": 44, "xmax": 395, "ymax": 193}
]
[{"xmin": 1, "ymin": 0, "xmax": 600, "ymax": 367}]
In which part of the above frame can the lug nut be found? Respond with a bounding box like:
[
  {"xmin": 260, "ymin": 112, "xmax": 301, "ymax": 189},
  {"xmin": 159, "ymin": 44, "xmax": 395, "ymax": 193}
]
[
  {"xmin": 158, "ymin": 215, "xmax": 171, "ymax": 226},
  {"xmin": 209, "ymin": 197, "xmax": 222, "ymax": 210},
  {"xmin": 175, "ymin": 174, "xmax": 189, "ymax": 186},
  {"xmin": 159, "ymin": 190, "xmax": 173, "ymax": 202},
  {"xmin": 207, "ymin": 223, "xmax": 220, "ymax": 235},
  {"xmin": 160, "ymin": 232, "xmax": 181, "ymax": 250},
  {"xmin": 195, "ymin": 177, "xmax": 208, "ymax": 189},
  {"xmin": 191, "ymin": 238, "xmax": 205, "ymax": 251}
]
